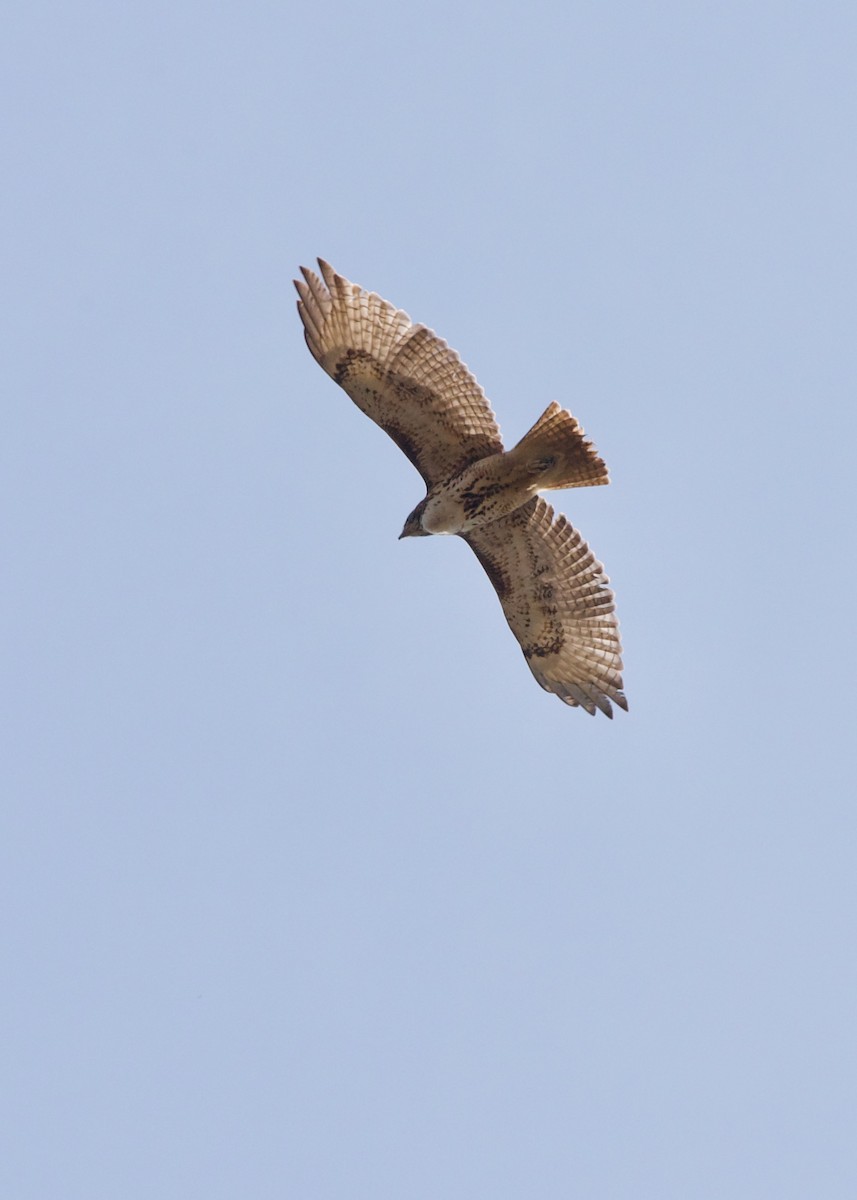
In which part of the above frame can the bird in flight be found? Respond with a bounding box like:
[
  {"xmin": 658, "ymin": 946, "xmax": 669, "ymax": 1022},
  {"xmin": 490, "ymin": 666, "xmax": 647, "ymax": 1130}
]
[{"xmin": 295, "ymin": 259, "xmax": 627, "ymax": 717}]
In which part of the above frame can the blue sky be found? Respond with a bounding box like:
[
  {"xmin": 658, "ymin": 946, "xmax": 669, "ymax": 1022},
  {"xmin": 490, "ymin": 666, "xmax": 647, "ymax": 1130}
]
[{"xmin": 3, "ymin": 2, "xmax": 856, "ymax": 1196}]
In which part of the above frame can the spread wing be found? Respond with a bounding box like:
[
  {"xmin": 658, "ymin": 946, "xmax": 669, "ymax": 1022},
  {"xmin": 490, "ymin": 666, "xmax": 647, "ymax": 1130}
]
[
  {"xmin": 463, "ymin": 497, "xmax": 627, "ymax": 717},
  {"xmin": 295, "ymin": 259, "xmax": 503, "ymax": 487}
]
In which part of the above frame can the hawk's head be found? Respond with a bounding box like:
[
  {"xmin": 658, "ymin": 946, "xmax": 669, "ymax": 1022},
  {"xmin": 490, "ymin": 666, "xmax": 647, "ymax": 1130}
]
[{"xmin": 399, "ymin": 499, "xmax": 430, "ymax": 539}]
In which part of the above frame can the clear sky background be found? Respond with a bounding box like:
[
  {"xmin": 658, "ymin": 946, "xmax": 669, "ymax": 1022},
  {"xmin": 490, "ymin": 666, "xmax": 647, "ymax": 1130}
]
[{"xmin": 3, "ymin": 2, "xmax": 856, "ymax": 1197}]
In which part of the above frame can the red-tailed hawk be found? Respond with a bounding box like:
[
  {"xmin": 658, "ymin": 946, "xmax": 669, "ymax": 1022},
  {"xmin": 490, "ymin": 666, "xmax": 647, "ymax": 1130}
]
[{"xmin": 295, "ymin": 259, "xmax": 627, "ymax": 717}]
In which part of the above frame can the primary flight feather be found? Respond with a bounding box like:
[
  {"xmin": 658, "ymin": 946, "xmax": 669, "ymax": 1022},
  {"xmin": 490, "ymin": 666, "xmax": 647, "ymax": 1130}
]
[{"xmin": 295, "ymin": 259, "xmax": 627, "ymax": 717}]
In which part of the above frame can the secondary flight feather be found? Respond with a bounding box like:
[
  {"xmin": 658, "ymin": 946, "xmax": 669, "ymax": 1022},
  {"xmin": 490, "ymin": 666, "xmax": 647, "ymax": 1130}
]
[{"xmin": 295, "ymin": 259, "xmax": 627, "ymax": 717}]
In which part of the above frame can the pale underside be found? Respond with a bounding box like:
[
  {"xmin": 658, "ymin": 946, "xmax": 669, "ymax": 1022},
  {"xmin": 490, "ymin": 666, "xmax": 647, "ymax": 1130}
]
[{"xmin": 295, "ymin": 259, "xmax": 626, "ymax": 716}]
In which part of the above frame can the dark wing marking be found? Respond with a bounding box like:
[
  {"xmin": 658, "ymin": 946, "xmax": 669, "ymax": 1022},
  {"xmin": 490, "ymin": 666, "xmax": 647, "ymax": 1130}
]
[
  {"xmin": 463, "ymin": 497, "xmax": 626, "ymax": 717},
  {"xmin": 295, "ymin": 260, "xmax": 503, "ymax": 487}
]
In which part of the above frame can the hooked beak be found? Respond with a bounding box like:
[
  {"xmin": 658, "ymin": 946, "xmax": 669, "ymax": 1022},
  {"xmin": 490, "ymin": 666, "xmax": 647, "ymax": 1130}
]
[{"xmin": 399, "ymin": 519, "xmax": 429, "ymax": 540}]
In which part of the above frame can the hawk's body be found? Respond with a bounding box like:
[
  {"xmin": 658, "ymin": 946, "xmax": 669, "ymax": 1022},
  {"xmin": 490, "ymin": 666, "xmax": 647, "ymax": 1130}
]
[{"xmin": 295, "ymin": 259, "xmax": 627, "ymax": 717}]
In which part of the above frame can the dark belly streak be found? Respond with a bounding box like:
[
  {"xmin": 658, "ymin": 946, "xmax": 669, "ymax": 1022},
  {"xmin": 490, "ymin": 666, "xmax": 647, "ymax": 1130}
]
[{"xmin": 460, "ymin": 482, "xmax": 508, "ymax": 519}]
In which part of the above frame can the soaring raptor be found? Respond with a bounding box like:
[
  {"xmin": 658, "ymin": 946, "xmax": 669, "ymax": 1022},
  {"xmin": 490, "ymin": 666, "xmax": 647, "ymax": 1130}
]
[{"xmin": 295, "ymin": 259, "xmax": 627, "ymax": 717}]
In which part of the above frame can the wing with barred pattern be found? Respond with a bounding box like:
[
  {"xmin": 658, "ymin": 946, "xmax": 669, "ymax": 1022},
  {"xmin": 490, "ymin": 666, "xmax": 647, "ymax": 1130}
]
[
  {"xmin": 463, "ymin": 497, "xmax": 626, "ymax": 717},
  {"xmin": 295, "ymin": 260, "xmax": 503, "ymax": 487}
]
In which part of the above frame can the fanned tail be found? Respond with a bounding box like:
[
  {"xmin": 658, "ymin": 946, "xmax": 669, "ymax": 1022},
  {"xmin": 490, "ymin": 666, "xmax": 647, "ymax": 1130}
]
[{"xmin": 507, "ymin": 401, "xmax": 609, "ymax": 490}]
